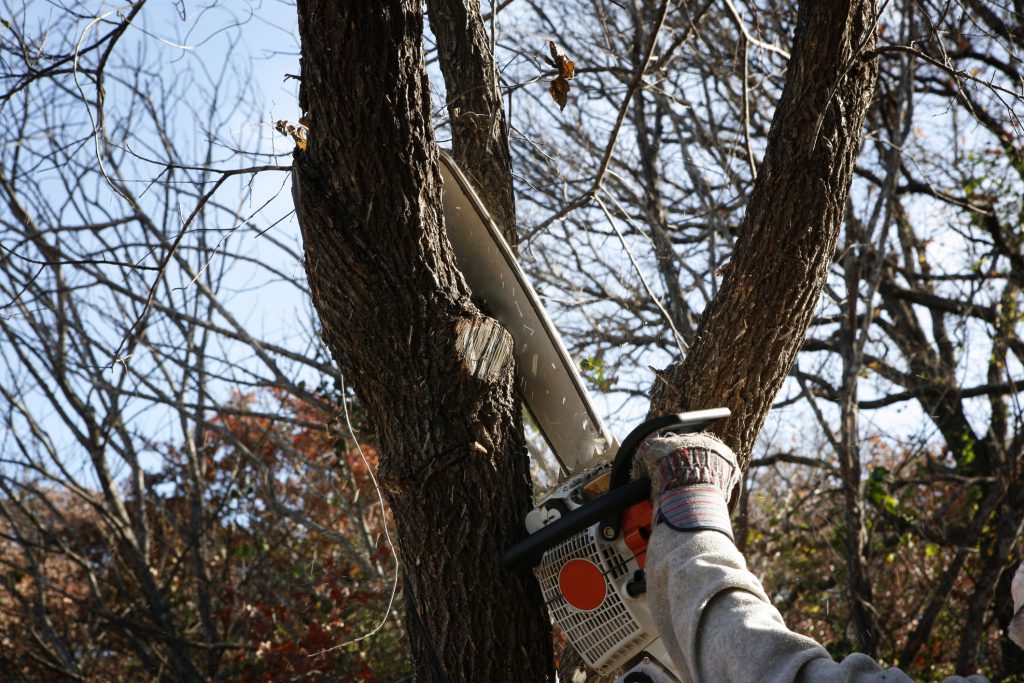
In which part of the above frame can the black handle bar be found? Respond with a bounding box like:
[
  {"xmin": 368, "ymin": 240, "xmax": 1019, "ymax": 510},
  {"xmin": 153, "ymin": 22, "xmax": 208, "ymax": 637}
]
[{"xmin": 500, "ymin": 478, "xmax": 651, "ymax": 569}]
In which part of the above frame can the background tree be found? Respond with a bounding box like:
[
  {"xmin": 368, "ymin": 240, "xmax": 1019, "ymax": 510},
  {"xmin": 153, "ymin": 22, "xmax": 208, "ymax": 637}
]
[
  {"xmin": 0, "ymin": 391, "xmax": 410, "ymax": 681},
  {"xmin": 0, "ymin": 5, "xmax": 407, "ymax": 679}
]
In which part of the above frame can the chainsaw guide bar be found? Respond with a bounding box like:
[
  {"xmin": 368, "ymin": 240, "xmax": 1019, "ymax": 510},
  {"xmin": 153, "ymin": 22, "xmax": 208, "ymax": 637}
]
[{"xmin": 439, "ymin": 152, "xmax": 617, "ymax": 475}]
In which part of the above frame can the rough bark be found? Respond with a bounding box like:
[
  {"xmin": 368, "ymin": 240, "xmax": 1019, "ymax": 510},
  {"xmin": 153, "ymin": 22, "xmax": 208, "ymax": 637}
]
[
  {"xmin": 648, "ymin": 0, "xmax": 880, "ymax": 468},
  {"xmin": 292, "ymin": 2, "xmax": 551, "ymax": 681},
  {"xmin": 426, "ymin": 0, "xmax": 517, "ymax": 244}
]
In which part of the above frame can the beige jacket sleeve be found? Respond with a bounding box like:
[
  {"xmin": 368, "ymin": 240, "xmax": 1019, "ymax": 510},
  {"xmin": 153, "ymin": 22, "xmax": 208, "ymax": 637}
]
[
  {"xmin": 646, "ymin": 526, "xmax": 989, "ymax": 683},
  {"xmin": 1010, "ymin": 562, "xmax": 1024, "ymax": 648}
]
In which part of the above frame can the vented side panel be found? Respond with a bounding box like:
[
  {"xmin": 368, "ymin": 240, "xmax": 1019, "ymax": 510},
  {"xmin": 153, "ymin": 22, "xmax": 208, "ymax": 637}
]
[{"xmin": 535, "ymin": 526, "xmax": 654, "ymax": 674}]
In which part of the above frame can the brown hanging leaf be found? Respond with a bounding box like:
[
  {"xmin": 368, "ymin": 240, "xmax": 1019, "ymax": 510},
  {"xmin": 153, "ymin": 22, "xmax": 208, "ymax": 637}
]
[
  {"xmin": 545, "ymin": 41, "xmax": 575, "ymax": 111},
  {"xmin": 548, "ymin": 41, "xmax": 575, "ymax": 79},
  {"xmin": 549, "ymin": 78, "xmax": 571, "ymax": 111}
]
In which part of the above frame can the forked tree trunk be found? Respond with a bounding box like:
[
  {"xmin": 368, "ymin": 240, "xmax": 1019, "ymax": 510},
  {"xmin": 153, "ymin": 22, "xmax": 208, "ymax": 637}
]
[
  {"xmin": 292, "ymin": 0, "xmax": 880, "ymax": 680},
  {"xmin": 426, "ymin": 0, "xmax": 517, "ymax": 244},
  {"xmin": 292, "ymin": 2, "xmax": 551, "ymax": 680}
]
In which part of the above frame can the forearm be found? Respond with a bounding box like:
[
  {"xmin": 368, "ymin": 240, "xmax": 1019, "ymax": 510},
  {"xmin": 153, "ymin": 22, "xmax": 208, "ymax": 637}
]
[
  {"xmin": 1011, "ymin": 562, "xmax": 1024, "ymax": 649},
  {"xmin": 647, "ymin": 526, "xmax": 839, "ymax": 683},
  {"xmin": 634, "ymin": 431, "xmax": 988, "ymax": 682},
  {"xmin": 646, "ymin": 527, "xmax": 987, "ymax": 683}
]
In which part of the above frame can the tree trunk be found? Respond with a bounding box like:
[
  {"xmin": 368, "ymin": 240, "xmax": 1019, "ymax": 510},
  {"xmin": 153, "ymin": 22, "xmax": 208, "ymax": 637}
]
[
  {"xmin": 837, "ymin": 215, "xmax": 879, "ymax": 656},
  {"xmin": 838, "ymin": 322, "xmax": 879, "ymax": 657},
  {"xmin": 292, "ymin": 2, "xmax": 551, "ymax": 681},
  {"xmin": 426, "ymin": 0, "xmax": 517, "ymax": 244},
  {"xmin": 649, "ymin": 0, "xmax": 880, "ymax": 469}
]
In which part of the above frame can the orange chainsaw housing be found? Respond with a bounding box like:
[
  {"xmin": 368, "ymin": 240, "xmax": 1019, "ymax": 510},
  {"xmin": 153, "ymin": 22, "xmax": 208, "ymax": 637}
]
[{"xmin": 621, "ymin": 500, "xmax": 653, "ymax": 569}]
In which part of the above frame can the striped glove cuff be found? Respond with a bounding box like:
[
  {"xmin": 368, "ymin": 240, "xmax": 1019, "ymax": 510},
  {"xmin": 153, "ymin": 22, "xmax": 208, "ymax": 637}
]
[
  {"xmin": 658, "ymin": 485, "xmax": 734, "ymax": 541},
  {"xmin": 635, "ymin": 433, "xmax": 740, "ymax": 541}
]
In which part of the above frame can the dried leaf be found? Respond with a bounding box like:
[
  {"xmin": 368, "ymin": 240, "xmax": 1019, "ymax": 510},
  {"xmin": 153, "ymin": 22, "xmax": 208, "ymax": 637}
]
[
  {"xmin": 549, "ymin": 78, "xmax": 570, "ymax": 111},
  {"xmin": 546, "ymin": 41, "xmax": 575, "ymax": 111},
  {"xmin": 549, "ymin": 41, "xmax": 575, "ymax": 79},
  {"xmin": 274, "ymin": 118, "xmax": 309, "ymax": 151}
]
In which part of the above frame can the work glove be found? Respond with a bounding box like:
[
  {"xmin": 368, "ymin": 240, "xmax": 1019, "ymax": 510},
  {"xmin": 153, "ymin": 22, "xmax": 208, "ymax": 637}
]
[
  {"xmin": 632, "ymin": 432, "xmax": 740, "ymax": 541},
  {"xmin": 1010, "ymin": 562, "xmax": 1024, "ymax": 648}
]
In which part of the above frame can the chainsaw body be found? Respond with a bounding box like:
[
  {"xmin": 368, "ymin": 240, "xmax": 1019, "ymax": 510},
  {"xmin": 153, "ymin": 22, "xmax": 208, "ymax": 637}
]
[
  {"xmin": 503, "ymin": 410, "xmax": 730, "ymax": 682},
  {"xmin": 530, "ymin": 461, "xmax": 667, "ymax": 678}
]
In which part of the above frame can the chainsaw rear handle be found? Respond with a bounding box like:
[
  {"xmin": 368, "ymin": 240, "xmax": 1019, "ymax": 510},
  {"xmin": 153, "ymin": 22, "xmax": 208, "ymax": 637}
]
[{"xmin": 502, "ymin": 408, "xmax": 730, "ymax": 570}]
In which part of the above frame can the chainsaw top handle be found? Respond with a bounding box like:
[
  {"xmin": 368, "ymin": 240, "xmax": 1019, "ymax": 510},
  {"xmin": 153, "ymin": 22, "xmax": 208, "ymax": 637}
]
[
  {"xmin": 607, "ymin": 408, "xmax": 732, "ymax": 491},
  {"xmin": 501, "ymin": 408, "xmax": 730, "ymax": 570}
]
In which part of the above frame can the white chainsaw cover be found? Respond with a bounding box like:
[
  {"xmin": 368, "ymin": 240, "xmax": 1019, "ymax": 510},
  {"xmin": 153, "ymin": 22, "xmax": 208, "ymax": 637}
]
[{"xmin": 535, "ymin": 522, "xmax": 661, "ymax": 676}]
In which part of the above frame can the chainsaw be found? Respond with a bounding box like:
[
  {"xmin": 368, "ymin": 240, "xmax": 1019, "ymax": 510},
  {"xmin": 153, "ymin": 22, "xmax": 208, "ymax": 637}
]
[{"xmin": 439, "ymin": 153, "xmax": 730, "ymax": 683}]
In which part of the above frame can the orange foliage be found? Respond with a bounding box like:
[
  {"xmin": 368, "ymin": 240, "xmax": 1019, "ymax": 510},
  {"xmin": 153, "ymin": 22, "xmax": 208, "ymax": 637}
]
[{"xmin": 0, "ymin": 389, "xmax": 410, "ymax": 681}]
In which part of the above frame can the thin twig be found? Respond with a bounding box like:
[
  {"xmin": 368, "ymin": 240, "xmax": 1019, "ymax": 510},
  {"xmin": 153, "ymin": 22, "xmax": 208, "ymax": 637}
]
[
  {"xmin": 720, "ymin": 0, "xmax": 791, "ymax": 60},
  {"xmin": 741, "ymin": 44, "xmax": 758, "ymax": 180},
  {"xmin": 524, "ymin": 0, "xmax": 673, "ymax": 241},
  {"xmin": 315, "ymin": 376, "xmax": 401, "ymax": 654},
  {"xmin": 112, "ymin": 165, "xmax": 290, "ymax": 365},
  {"xmin": 594, "ymin": 191, "xmax": 687, "ymax": 357}
]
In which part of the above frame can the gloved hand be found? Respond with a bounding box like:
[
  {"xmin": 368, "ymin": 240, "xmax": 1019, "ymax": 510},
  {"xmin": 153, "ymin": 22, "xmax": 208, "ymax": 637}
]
[
  {"xmin": 1010, "ymin": 561, "xmax": 1024, "ymax": 648},
  {"xmin": 632, "ymin": 432, "xmax": 740, "ymax": 541}
]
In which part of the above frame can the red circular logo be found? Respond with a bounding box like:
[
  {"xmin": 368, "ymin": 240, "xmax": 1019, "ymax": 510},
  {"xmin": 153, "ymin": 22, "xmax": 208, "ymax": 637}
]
[{"xmin": 558, "ymin": 559, "xmax": 607, "ymax": 611}]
